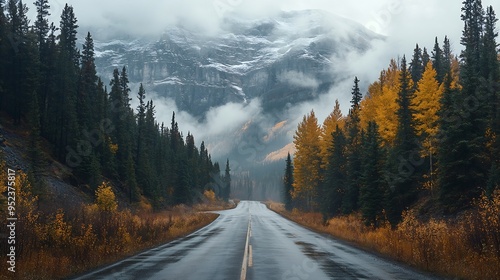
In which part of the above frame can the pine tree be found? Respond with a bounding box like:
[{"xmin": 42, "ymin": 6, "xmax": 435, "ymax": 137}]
[
  {"xmin": 135, "ymin": 84, "xmax": 146, "ymax": 163},
  {"xmin": 52, "ymin": 4, "xmax": 79, "ymax": 160},
  {"xmin": 186, "ymin": 132, "xmax": 201, "ymax": 197},
  {"xmin": 437, "ymin": 0, "xmax": 489, "ymax": 212},
  {"xmin": 482, "ymin": 6, "xmax": 500, "ymax": 196},
  {"xmin": 322, "ymin": 125, "xmax": 347, "ymax": 218},
  {"xmin": 39, "ymin": 22, "xmax": 57, "ymax": 138},
  {"xmin": 437, "ymin": 76, "xmax": 473, "ymax": 211},
  {"xmin": 432, "ymin": 37, "xmax": 445, "ymax": 84},
  {"xmin": 145, "ymin": 100, "xmax": 160, "ymax": 199},
  {"xmin": 394, "ymin": 56, "xmax": 418, "ymax": 157},
  {"xmin": 170, "ymin": 111, "xmax": 181, "ymax": 153},
  {"xmin": 173, "ymin": 151, "xmax": 190, "ymax": 204},
  {"xmin": 33, "ymin": 0, "xmax": 50, "ymax": 127},
  {"xmin": 343, "ymin": 77, "xmax": 363, "ymax": 213},
  {"xmin": 135, "ymin": 84, "xmax": 154, "ymax": 197},
  {"xmin": 78, "ymin": 32, "xmax": 97, "ymax": 131},
  {"xmin": 385, "ymin": 56, "xmax": 420, "ymax": 225},
  {"xmin": 442, "ymin": 36, "xmax": 452, "ymax": 80},
  {"xmin": 360, "ymin": 121, "xmax": 384, "ymax": 226},
  {"xmin": 223, "ymin": 159, "xmax": 231, "ymax": 201},
  {"xmin": 58, "ymin": 4, "xmax": 79, "ymax": 67},
  {"xmin": 33, "ymin": 0, "xmax": 49, "ymax": 51},
  {"xmin": 409, "ymin": 44, "xmax": 424, "ymax": 87},
  {"xmin": 109, "ymin": 68, "xmax": 138, "ymax": 202},
  {"xmin": 482, "ymin": 6, "xmax": 499, "ymax": 122},
  {"xmin": 5, "ymin": 0, "xmax": 39, "ymax": 124},
  {"xmin": 283, "ymin": 152, "xmax": 294, "ymax": 211},
  {"xmin": 199, "ymin": 141, "xmax": 211, "ymax": 194},
  {"xmin": 98, "ymin": 81, "xmax": 115, "ymax": 178},
  {"xmin": 422, "ymin": 47, "xmax": 430, "ymax": 68},
  {"xmin": 74, "ymin": 32, "xmax": 101, "ymax": 190}
]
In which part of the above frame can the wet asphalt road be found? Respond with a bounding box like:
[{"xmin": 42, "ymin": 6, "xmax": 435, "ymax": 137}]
[{"xmin": 72, "ymin": 201, "xmax": 440, "ymax": 280}]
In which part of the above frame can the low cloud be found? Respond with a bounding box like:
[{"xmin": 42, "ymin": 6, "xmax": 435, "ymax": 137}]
[
  {"xmin": 129, "ymin": 90, "xmax": 263, "ymax": 156},
  {"xmin": 278, "ymin": 71, "xmax": 320, "ymax": 90}
]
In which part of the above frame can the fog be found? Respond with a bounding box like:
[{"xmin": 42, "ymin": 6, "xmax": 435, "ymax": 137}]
[{"xmin": 278, "ymin": 71, "xmax": 320, "ymax": 90}]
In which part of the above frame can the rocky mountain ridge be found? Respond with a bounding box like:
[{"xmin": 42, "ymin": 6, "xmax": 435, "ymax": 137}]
[{"xmin": 93, "ymin": 9, "xmax": 382, "ymax": 118}]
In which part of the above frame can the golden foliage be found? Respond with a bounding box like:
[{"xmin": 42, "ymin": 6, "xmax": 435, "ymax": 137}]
[
  {"xmin": 95, "ymin": 182, "xmax": 118, "ymax": 212},
  {"xmin": 204, "ymin": 189, "xmax": 216, "ymax": 202},
  {"xmin": 320, "ymin": 100, "xmax": 344, "ymax": 169},
  {"xmin": 48, "ymin": 209, "xmax": 72, "ymax": 248},
  {"xmin": 360, "ymin": 79, "xmax": 381, "ymax": 130},
  {"xmin": 292, "ymin": 110, "xmax": 321, "ymax": 209},
  {"xmin": 108, "ymin": 138, "xmax": 118, "ymax": 155},
  {"xmin": 360, "ymin": 60, "xmax": 401, "ymax": 145},
  {"xmin": 0, "ymin": 172, "xmax": 218, "ymax": 279},
  {"xmin": 413, "ymin": 62, "xmax": 443, "ymax": 154}
]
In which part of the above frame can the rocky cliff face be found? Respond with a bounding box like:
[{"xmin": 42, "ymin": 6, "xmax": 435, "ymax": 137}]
[{"xmin": 93, "ymin": 10, "xmax": 381, "ymax": 117}]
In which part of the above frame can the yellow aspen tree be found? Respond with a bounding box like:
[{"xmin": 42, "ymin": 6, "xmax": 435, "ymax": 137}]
[
  {"xmin": 376, "ymin": 60, "xmax": 404, "ymax": 145},
  {"xmin": 361, "ymin": 59, "xmax": 404, "ymax": 145},
  {"xmin": 414, "ymin": 61, "xmax": 444, "ymax": 154},
  {"xmin": 293, "ymin": 110, "xmax": 322, "ymax": 210},
  {"xmin": 95, "ymin": 182, "xmax": 118, "ymax": 212},
  {"xmin": 360, "ymin": 78, "xmax": 382, "ymax": 129},
  {"xmin": 320, "ymin": 100, "xmax": 344, "ymax": 169}
]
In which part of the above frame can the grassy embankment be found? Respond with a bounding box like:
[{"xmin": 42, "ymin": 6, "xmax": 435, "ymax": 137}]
[
  {"xmin": 268, "ymin": 193, "xmax": 500, "ymax": 280},
  {"xmin": 0, "ymin": 170, "xmax": 227, "ymax": 280}
]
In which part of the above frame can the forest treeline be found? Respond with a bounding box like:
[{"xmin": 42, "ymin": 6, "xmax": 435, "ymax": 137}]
[
  {"xmin": 285, "ymin": 0, "xmax": 500, "ymax": 226},
  {"xmin": 0, "ymin": 0, "xmax": 231, "ymax": 207}
]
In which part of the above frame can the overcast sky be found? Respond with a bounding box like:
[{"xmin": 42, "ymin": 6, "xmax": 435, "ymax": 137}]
[{"xmin": 42, "ymin": 0, "xmax": 497, "ymax": 48}]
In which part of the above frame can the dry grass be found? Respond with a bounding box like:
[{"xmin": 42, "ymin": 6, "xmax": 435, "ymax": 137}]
[
  {"xmin": 267, "ymin": 193, "xmax": 500, "ymax": 280},
  {"xmin": 0, "ymin": 172, "xmax": 219, "ymax": 280}
]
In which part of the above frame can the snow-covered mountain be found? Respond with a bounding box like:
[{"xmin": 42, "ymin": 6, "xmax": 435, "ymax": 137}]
[
  {"xmin": 93, "ymin": 9, "xmax": 382, "ymax": 117},
  {"xmin": 90, "ymin": 9, "xmax": 383, "ymax": 200}
]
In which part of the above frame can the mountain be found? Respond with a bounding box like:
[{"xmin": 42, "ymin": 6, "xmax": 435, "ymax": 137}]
[
  {"xmin": 91, "ymin": 9, "xmax": 382, "ymax": 201},
  {"xmin": 93, "ymin": 10, "xmax": 382, "ymax": 117}
]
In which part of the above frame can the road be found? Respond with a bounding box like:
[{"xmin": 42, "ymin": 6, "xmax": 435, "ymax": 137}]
[{"xmin": 72, "ymin": 201, "xmax": 441, "ymax": 280}]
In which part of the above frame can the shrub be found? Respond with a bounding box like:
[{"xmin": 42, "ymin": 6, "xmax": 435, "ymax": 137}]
[{"xmin": 95, "ymin": 182, "xmax": 118, "ymax": 212}]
